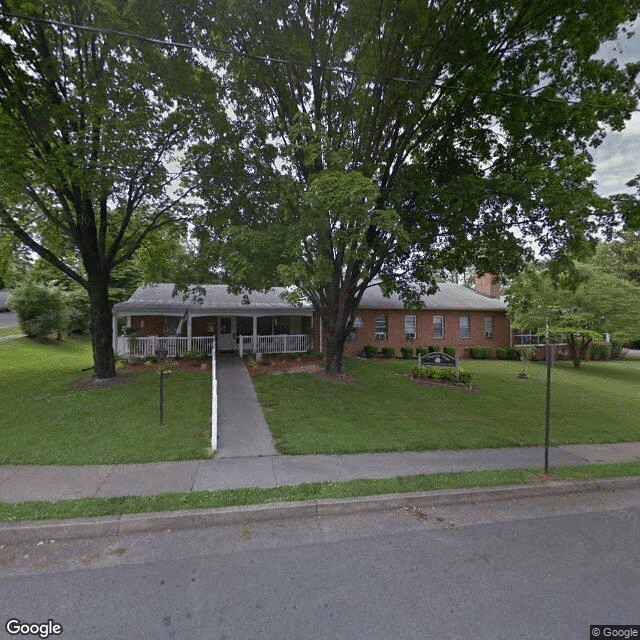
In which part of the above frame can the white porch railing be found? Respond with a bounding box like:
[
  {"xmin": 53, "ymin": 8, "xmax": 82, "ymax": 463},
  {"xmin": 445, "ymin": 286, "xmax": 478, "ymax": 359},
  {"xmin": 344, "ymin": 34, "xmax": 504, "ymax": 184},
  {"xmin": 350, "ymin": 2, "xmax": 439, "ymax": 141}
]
[
  {"xmin": 117, "ymin": 336, "xmax": 215, "ymax": 358},
  {"xmin": 238, "ymin": 334, "xmax": 309, "ymax": 357}
]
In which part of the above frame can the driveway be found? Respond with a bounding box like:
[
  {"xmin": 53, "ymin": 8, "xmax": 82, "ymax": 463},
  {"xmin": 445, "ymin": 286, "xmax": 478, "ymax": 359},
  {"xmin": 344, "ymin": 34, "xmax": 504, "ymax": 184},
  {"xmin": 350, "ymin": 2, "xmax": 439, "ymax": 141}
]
[{"xmin": 0, "ymin": 311, "xmax": 18, "ymax": 328}]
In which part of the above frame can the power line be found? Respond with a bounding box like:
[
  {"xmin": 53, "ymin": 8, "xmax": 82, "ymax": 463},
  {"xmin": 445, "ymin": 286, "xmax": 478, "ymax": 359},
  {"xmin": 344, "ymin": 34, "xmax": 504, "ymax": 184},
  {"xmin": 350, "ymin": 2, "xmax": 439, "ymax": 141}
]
[{"xmin": 1, "ymin": 9, "xmax": 638, "ymax": 113}]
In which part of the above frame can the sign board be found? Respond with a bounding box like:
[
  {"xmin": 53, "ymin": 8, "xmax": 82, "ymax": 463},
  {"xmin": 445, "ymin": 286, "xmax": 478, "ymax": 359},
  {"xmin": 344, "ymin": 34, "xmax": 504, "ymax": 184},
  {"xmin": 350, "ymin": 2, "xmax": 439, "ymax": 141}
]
[{"xmin": 419, "ymin": 352, "xmax": 459, "ymax": 367}]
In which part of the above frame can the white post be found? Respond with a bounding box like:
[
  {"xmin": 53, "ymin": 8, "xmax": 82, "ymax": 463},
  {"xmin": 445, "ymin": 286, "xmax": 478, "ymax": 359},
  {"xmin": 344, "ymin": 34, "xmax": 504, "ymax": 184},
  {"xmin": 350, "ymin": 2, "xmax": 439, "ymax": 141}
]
[
  {"xmin": 211, "ymin": 337, "xmax": 217, "ymax": 452},
  {"xmin": 187, "ymin": 314, "xmax": 192, "ymax": 350},
  {"xmin": 112, "ymin": 314, "xmax": 118, "ymax": 354},
  {"xmin": 239, "ymin": 335, "xmax": 243, "ymax": 358},
  {"xmin": 252, "ymin": 316, "xmax": 258, "ymax": 352}
]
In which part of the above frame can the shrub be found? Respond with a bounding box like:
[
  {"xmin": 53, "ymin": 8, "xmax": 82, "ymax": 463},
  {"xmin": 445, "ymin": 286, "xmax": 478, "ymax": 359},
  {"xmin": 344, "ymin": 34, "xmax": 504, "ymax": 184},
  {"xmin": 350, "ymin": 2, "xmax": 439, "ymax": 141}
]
[
  {"xmin": 400, "ymin": 346, "xmax": 414, "ymax": 359},
  {"xmin": 496, "ymin": 347, "xmax": 508, "ymax": 360},
  {"xmin": 182, "ymin": 349, "xmax": 204, "ymax": 364},
  {"xmin": 610, "ymin": 340, "xmax": 624, "ymax": 360},
  {"xmin": 144, "ymin": 354, "xmax": 158, "ymax": 366},
  {"xmin": 514, "ymin": 345, "xmax": 537, "ymax": 362},
  {"xmin": 10, "ymin": 282, "xmax": 66, "ymax": 339},
  {"xmin": 506, "ymin": 347, "xmax": 521, "ymax": 360},
  {"xmin": 410, "ymin": 365, "xmax": 473, "ymax": 387},
  {"xmin": 443, "ymin": 346, "xmax": 456, "ymax": 357},
  {"xmin": 590, "ymin": 342, "xmax": 611, "ymax": 361},
  {"xmin": 363, "ymin": 345, "xmax": 378, "ymax": 358},
  {"xmin": 65, "ymin": 289, "xmax": 90, "ymax": 334},
  {"xmin": 416, "ymin": 347, "xmax": 429, "ymax": 356},
  {"xmin": 469, "ymin": 346, "xmax": 493, "ymax": 359},
  {"xmin": 428, "ymin": 345, "xmax": 438, "ymax": 353},
  {"xmin": 381, "ymin": 347, "xmax": 396, "ymax": 358}
]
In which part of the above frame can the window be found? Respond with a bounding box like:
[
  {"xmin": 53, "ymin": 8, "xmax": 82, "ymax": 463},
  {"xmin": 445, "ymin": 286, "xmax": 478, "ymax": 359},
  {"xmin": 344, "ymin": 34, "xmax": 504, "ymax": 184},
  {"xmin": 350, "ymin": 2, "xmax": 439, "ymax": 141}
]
[
  {"xmin": 459, "ymin": 315, "xmax": 470, "ymax": 339},
  {"xmin": 404, "ymin": 315, "xmax": 417, "ymax": 340},
  {"xmin": 514, "ymin": 329, "xmax": 544, "ymax": 345},
  {"xmin": 433, "ymin": 315, "xmax": 444, "ymax": 340},
  {"xmin": 375, "ymin": 315, "xmax": 387, "ymax": 340},
  {"xmin": 274, "ymin": 315, "xmax": 291, "ymax": 334},
  {"xmin": 484, "ymin": 316, "xmax": 495, "ymax": 338}
]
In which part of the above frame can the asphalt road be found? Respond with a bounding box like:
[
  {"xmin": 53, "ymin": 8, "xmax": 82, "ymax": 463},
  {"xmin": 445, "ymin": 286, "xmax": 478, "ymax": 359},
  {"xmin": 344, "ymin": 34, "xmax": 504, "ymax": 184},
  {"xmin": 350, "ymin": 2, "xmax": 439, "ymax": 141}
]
[
  {"xmin": 0, "ymin": 311, "xmax": 17, "ymax": 329},
  {"xmin": 1, "ymin": 487, "xmax": 639, "ymax": 639}
]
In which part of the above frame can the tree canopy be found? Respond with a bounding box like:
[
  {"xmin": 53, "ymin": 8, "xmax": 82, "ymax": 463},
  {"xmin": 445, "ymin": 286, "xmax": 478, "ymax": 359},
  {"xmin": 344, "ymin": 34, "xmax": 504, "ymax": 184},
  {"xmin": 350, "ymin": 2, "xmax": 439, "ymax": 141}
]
[
  {"xmin": 505, "ymin": 260, "xmax": 640, "ymax": 368},
  {"xmin": 0, "ymin": 0, "xmax": 223, "ymax": 376},
  {"xmin": 194, "ymin": 0, "xmax": 640, "ymax": 374}
]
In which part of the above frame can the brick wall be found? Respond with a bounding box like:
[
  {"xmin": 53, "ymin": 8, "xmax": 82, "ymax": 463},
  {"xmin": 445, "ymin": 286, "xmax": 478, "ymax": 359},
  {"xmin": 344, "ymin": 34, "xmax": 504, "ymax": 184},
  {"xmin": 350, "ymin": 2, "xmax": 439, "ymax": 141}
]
[
  {"xmin": 339, "ymin": 308, "xmax": 510, "ymax": 358},
  {"xmin": 131, "ymin": 315, "xmax": 167, "ymax": 336}
]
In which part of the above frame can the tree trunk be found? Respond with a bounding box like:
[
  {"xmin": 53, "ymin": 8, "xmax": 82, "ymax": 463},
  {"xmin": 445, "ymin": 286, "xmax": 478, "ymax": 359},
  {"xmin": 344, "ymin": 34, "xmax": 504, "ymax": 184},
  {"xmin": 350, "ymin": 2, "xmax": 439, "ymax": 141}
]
[
  {"xmin": 325, "ymin": 324, "xmax": 349, "ymax": 376},
  {"xmin": 87, "ymin": 275, "xmax": 116, "ymax": 378},
  {"xmin": 321, "ymin": 286, "xmax": 359, "ymax": 377},
  {"xmin": 568, "ymin": 334, "xmax": 592, "ymax": 369}
]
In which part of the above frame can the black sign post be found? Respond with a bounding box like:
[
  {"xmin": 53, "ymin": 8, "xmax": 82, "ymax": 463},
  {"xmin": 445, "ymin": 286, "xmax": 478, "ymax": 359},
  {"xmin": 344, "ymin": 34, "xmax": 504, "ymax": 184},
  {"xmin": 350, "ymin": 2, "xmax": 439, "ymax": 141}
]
[{"xmin": 544, "ymin": 343, "xmax": 555, "ymax": 473}]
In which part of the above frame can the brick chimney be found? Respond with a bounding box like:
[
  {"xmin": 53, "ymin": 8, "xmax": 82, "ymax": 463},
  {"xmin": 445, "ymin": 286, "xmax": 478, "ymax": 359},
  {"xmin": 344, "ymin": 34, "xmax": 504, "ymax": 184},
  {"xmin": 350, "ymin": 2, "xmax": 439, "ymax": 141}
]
[{"xmin": 475, "ymin": 272, "xmax": 501, "ymax": 299}]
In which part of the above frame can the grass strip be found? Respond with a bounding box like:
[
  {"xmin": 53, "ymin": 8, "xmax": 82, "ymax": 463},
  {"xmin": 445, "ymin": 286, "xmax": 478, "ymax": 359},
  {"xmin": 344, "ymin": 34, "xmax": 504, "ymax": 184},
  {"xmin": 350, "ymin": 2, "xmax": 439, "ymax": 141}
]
[
  {"xmin": 2, "ymin": 461, "xmax": 639, "ymax": 524},
  {"xmin": 0, "ymin": 325, "xmax": 21, "ymax": 337}
]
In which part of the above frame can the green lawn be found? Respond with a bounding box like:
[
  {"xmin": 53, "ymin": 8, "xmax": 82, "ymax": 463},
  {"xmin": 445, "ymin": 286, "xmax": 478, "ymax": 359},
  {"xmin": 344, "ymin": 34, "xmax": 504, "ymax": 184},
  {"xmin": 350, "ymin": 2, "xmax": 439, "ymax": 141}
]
[
  {"xmin": 254, "ymin": 358, "xmax": 640, "ymax": 454},
  {"xmin": 0, "ymin": 325, "xmax": 21, "ymax": 337},
  {"xmin": 0, "ymin": 337, "xmax": 212, "ymax": 465}
]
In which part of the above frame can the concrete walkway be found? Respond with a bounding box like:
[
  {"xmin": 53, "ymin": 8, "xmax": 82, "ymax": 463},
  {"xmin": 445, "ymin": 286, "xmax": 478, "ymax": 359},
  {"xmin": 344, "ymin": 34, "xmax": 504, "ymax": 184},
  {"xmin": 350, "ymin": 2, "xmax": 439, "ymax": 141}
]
[
  {"xmin": 215, "ymin": 355, "xmax": 277, "ymax": 458},
  {"xmin": 1, "ymin": 442, "xmax": 640, "ymax": 504}
]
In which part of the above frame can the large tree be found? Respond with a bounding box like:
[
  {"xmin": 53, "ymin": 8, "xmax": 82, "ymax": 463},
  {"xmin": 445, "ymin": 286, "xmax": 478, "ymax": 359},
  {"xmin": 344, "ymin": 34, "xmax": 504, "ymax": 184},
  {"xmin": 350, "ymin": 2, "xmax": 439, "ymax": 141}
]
[
  {"xmin": 505, "ymin": 261, "xmax": 640, "ymax": 368},
  {"xmin": 0, "ymin": 0, "xmax": 222, "ymax": 377},
  {"xmin": 194, "ymin": 0, "xmax": 639, "ymax": 375}
]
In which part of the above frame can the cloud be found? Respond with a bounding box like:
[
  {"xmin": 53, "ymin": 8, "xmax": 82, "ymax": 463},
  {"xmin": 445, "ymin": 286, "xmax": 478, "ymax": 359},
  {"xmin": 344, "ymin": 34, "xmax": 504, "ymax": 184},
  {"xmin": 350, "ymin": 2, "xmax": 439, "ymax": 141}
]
[{"xmin": 591, "ymin": 20, "xmax": 640, "ymax": 196}]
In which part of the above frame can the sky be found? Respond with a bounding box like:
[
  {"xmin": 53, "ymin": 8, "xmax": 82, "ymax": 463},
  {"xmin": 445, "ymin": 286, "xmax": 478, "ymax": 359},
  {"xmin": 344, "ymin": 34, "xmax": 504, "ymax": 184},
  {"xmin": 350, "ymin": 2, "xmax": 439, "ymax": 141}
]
[{"xmin": 590, "ymin": 18, "xmax": 640, "ymax": 197}]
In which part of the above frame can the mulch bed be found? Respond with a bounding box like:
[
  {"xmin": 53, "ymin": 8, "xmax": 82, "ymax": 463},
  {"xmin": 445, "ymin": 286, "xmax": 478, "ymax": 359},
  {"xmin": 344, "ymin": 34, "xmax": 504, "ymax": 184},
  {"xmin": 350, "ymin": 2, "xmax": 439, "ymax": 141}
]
[
  {"xmin": 122, "ymin": 358, "xmax": 213, "ymax": 375},
  {"xmin": 410, "ymin": 375, "xmax": 474, "ymax": 392},
  {"xmin": 245, "ymin": 356, "xmax": 324, "ymax": 378},
  {"xmin": 68, "ymin": 374, "xmax": 139, "ymax": 390},
  {"xmin": 69, "ymin": 358, "xmax": 212, "ymax": 390}
]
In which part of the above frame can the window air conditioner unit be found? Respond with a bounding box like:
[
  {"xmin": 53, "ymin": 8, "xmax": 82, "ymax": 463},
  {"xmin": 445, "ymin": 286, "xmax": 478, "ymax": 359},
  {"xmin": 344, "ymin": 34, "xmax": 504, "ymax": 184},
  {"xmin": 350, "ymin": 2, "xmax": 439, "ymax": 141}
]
[
  {"xmin": 375, "ymin": 331, "xmax": 387, "ymax": 340},
  {"xmin": 485, "ymin": 331, "xmax": 494, "ymax": 338},
  {"xmin": 406, "ymin": 332, "xmax": 416, "ymax": 340}
]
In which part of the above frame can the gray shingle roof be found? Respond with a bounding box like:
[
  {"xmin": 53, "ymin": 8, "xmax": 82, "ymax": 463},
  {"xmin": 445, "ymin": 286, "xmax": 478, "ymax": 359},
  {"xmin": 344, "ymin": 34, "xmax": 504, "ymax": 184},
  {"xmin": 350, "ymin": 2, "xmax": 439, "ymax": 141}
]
[
  {"xmin": 114, "ymin": 281, "xmax": 506, "ymax": 314},
  {"xmin": 359, "ymin": 282, "xmax": 506, "ymax": 311},
  {"xmin": 113, "ymin": 284, "xmax": 313, "ymax": 313}
]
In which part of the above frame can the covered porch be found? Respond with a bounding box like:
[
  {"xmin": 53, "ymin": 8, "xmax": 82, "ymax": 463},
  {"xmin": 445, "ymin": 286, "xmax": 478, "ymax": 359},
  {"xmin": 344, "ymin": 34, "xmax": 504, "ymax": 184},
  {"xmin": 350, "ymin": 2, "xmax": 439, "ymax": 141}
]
[{"xmin": 112, "ymin": 284, "xmax": 315, "ymax": 358}]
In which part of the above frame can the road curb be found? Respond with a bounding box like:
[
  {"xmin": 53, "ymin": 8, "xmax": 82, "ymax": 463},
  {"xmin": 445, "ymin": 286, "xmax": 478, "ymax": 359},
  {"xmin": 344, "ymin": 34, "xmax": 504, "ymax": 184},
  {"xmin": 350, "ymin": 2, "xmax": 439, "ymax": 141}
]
[{"xmin": 1, "ymin": 476, "xmax": 638, "ymax": 543}]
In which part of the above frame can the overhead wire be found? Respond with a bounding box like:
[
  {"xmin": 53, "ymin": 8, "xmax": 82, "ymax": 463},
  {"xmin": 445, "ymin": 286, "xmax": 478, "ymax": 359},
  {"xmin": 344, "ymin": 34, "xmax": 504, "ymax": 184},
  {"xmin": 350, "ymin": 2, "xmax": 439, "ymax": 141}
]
[{"xmin": 1, "ymin": 9, "xmax": 638, "ymax": 113}]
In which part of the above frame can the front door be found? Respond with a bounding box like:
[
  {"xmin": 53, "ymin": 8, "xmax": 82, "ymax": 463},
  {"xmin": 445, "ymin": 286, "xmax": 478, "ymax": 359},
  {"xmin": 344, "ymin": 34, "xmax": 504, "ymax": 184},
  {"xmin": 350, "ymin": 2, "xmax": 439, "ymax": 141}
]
[{"xmin": 218, "ymin": 316, "xmax": 235, "ymax": 351}]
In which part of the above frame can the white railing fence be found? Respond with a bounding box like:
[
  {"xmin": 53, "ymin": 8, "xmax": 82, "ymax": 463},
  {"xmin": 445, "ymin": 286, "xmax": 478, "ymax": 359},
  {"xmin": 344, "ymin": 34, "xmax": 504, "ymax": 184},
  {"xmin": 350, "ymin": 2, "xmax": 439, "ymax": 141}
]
[
  {"xmin": 117, "ymin": 336, "xmax": 215, "ymax": 358},
  {"xmin": 211, "ymin": 338, "xmax": 217, "ymax": 453},
  {"xmin": 238, "ymin": 334, "xmax": 309, "ymax": 357}
]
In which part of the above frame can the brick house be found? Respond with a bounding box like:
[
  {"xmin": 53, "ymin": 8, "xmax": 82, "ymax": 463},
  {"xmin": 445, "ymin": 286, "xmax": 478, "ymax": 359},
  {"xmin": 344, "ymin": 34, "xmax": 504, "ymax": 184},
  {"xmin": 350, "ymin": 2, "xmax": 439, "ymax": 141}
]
[
  {"xmin": 340, "ymin": 276, "xmax": 509, "ymax": 358},
  {"xmin": 113, "ymin": 276, "xmax": 511, "ymax": 358}
]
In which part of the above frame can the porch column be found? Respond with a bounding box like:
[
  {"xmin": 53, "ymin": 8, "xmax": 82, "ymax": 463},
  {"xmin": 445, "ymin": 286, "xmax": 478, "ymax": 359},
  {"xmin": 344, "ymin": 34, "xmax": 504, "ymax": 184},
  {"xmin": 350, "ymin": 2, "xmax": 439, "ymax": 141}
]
[
  {"xmin": 187, "ymin": 314, "xmax": 192, "ymax": 350},
  {"xmin": 112, "ymin": 314, "xmax": 118, "ymax": 354},
  {"xmin": 252, "ymin": 316, "xmax": 258, "ymax": 352}
]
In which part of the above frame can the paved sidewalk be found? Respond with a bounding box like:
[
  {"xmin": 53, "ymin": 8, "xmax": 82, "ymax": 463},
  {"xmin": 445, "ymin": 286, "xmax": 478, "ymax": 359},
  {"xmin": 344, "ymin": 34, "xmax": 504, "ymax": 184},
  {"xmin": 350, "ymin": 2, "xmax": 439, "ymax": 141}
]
[
  {"xmin": 1, "ymin": 442, "xmax": 640, "ymax": 504},
  {"xmin": 215, "ymin": 355, "xmax": 277, "ymax": 458}
]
